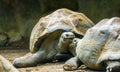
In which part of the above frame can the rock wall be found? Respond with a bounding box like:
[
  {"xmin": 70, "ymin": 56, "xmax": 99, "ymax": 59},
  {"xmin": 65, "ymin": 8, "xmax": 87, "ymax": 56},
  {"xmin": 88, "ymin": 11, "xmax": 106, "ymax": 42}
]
[
  {"xmin": 78, "ymin": 0, "xmax": 120, "ymax": 23},
  {"xmin": 0, "ymin": 0, "xmax": 119, "ymax": 48}
]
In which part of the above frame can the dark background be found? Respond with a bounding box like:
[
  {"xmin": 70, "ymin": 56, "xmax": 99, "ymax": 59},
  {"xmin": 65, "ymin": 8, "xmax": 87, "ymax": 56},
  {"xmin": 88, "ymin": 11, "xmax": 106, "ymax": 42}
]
[{"xmin": 0, "ymin": 0, "xmax": 120, "ymax": 48}]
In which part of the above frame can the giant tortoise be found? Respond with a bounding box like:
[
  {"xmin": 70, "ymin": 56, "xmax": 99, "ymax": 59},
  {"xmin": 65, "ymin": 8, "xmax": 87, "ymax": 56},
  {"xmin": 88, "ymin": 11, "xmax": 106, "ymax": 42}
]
[
  {"xmin": 64, "ymin": 17, "xmax": 120, "ymax": 72},
  {"xmin": 13, "ymin": 8, "xmax": 94, "ymax": 67}
]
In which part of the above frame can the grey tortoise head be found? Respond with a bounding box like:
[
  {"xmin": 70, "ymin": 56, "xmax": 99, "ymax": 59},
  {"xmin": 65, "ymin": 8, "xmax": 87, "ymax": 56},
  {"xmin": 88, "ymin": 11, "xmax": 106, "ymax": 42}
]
[{"xmin": 61, "ymin": 32, "xmax": 75, "ymax": 43}]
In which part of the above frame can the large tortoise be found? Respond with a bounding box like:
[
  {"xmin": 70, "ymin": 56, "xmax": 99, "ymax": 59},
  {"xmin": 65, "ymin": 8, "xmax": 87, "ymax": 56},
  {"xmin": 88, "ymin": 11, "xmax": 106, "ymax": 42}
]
[
  {"xmin": 13, "ymin": 8, "xmax": 94, "ymax": 67},
  {"xmin": 64, "ymin": 17, "xmax": 120, "ymax": 72}
]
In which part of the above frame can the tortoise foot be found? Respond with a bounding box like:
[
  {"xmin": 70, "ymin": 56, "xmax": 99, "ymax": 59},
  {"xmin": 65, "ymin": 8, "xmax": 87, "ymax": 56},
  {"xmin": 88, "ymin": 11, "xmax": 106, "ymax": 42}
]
[
  {"xmin": 63, "ymin": 63, "xmax": 78, "ymax": 71},
  {"xmin": 63, "ymin": 56, "xmax": 81, "ymax": 71},
  {"xmin": 13, "ymin": 53, "xmax": 38, "ymax": 68},
  {"xmin": 106, "ymin": 61, "xmax": 120, "ymax": 72}
]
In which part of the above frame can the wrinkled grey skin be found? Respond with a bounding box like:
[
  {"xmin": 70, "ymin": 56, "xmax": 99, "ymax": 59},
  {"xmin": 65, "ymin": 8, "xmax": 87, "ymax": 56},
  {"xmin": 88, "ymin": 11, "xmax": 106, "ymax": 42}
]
[
  {"xmin": 55, "ymin": 32, "xmax": 82, "ymax": 61},
  {"xmin": 57, "ymin": 32, "xmax": 75, "ymax": 53},
  {"xmin": 13, "ymin": 32, "xmax": 79, "ymax": 67},
  {"xmin": 64, "ymin": 17, "xmax": 120, "ymax": 72},
  {"xmin": 69, "ymin": 38, "xmax": 81, "ymax": 56},
  {"xmin": 54, "ymin": 32, "xmax": 76, "ymax": 61},
  {"xmin": 14, "ymin": 32, "xmax": 75, "ymax": 67}
]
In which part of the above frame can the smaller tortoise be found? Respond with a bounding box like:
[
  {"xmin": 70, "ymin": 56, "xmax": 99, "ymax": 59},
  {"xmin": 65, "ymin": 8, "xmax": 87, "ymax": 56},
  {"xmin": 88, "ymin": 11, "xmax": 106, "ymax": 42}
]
[
  {"xmin": 64, "ymin": 17, "xmax": 120, "ymax": 72},
  {"xmin": 13, "ymin": 8, "xmax": 94, "ymax": 68}
]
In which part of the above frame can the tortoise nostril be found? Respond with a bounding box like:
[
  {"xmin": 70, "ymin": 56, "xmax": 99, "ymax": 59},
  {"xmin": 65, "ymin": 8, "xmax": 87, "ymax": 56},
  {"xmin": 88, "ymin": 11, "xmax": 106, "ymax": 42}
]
[
  {"xmin": 66, "ymin": 34, "xmax": 69, "ymax": 37},
  {"xmin": 100, "ymin": 31, "xmax": 105, "ymax": 35},
  {"xmin": 79, "ymin": 19, "xmax": 82, "ymax": 21}
]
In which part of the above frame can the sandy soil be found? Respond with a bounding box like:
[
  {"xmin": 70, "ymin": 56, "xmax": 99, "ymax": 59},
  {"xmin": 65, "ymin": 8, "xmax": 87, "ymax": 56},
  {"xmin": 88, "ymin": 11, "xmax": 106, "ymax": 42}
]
[{"xmin": 0, "ymin": 48, "xmax": 105, "ymax": 72}]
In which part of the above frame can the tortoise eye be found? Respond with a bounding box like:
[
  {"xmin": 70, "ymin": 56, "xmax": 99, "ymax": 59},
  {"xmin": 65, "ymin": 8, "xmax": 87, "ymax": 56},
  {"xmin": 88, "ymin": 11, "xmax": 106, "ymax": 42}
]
[
  {"xmin": 79, "ymin": 19, "xmax": 82, "ymax": 21},
  {"xmin": 73, "ymin": 40, "xmax": 76, "ymax": 42},
  {"xmin": 66, "ymin": 34, "xmax": 69, "ymax": 37},
  {"xmin": 62, "ymin": 36, "xmax": 64, "ymax": 39},
  {"xmin": 100, "ymin": 31, "xmax": 105, "ymax": 35}
]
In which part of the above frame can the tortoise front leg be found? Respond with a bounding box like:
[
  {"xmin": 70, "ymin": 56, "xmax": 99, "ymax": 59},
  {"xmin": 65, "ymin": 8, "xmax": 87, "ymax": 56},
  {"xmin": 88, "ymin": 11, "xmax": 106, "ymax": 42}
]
[
  {"xmin": 63, "ymin": 56, "xmax": 82, "ymax": 71},
  {"xmin": 13, "ymin": 49, "xmax": 47, "ymax": 68},
  {"xmin": 54, "ymin": 52, "xmax": 73, "ymax": 62}
]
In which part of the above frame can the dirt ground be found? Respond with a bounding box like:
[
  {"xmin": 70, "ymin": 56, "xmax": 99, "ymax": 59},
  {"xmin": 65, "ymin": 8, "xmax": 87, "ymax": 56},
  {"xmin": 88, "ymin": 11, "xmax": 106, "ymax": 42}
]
[{"xmin": 0, "ymin": 48, "xmax": 105, "ymax": 72}]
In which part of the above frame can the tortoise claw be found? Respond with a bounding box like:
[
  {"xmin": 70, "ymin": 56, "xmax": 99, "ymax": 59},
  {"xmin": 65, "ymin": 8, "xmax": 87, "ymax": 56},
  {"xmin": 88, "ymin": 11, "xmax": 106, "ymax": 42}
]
[
  {"xmin": 106, "ymin": 61, "xmax": 120, "ymax": 72},
  {"xmin": 63, "ymin": 64, "xmax": 77, "ymax": 71},
  {"xmin": 106, "ymin": 66, "xmax": 112, "ymax": 72}
]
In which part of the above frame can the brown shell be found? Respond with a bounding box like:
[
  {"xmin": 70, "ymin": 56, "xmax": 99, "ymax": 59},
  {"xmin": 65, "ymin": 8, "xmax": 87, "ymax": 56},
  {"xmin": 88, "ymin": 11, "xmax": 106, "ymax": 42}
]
[
  {"xmin": 30, "ymin": 8, "xmax": 94, "ymax": 53},
  {"xmin": 97, "ymin": 17, "xmax": 120, "ymax": 63}
]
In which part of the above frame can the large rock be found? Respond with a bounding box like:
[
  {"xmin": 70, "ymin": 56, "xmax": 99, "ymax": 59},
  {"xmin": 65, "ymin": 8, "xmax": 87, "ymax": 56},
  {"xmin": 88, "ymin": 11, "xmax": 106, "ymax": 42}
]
[{"xmin": 0, "ymin": 33, "xmax": 9, "ymax": 46}]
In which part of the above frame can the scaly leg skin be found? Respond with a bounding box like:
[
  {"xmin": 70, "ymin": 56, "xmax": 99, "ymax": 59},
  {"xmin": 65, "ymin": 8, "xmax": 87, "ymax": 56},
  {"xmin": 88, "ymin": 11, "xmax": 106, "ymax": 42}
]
[
  {"xmin": 54, "ymin": 52, "xmax": 73, "ymax": 62},
  {"xmin": 106, "ymin": 61, "xmax": 120, "ymax": 72},
  {"xmin": 13, "ymin": 50, "xmax": 46, "ymax": 68},
  {"xmin": 63, "ymin": 56, "xmax": 82, "ymax": 71}
]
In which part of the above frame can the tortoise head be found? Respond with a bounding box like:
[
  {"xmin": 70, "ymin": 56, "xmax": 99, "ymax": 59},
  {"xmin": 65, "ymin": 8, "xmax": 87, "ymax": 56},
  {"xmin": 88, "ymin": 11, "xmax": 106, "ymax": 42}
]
[{"xmin": 60, "ymin": 32, "xmax": 75, "ymax": 43}]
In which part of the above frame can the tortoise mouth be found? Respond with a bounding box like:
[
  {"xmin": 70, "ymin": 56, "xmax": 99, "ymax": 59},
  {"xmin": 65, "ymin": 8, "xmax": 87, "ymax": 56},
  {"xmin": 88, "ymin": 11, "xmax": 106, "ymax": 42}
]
[
  {"xmin": 64, "ymin": 37, "xmax": 74, "ymax": 39},
  {"xmin": 63, "ymin": 37, "xmax": 74, "ymax": 42},
  {"xmin": 73, "ymin": 32, "xmax": 83, "ymax": 39},
  {"xmin": 62, "ymin": 36, "xmax": 74, "ymax": 39}
]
